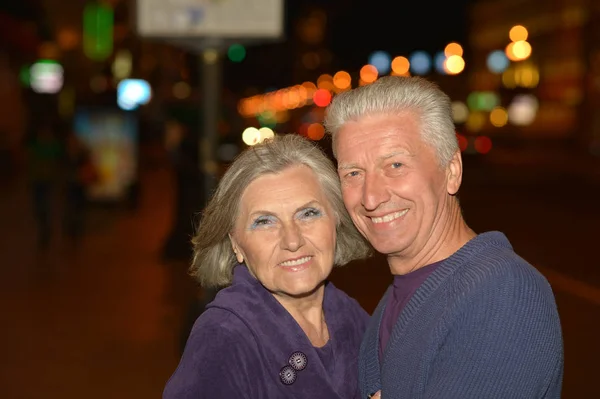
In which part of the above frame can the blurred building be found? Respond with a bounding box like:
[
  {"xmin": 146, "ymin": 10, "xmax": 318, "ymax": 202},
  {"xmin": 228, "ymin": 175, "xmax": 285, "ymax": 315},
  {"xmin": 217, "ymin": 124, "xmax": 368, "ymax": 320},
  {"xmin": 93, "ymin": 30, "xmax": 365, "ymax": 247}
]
[{"xmin": 467, "ymin": 0, "xmax": 600, "ymax": 151}]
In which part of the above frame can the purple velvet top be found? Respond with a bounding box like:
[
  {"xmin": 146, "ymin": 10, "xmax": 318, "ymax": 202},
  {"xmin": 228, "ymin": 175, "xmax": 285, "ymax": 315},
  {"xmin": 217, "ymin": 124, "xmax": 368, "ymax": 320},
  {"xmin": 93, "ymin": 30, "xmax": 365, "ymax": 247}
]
[
  {"xmin": 379, "ymin": 261, "xmax": 442, "ymax": 361},
  {"xmin": 163, "ymin": 265, "xmax": 369, "ymax": 399}
]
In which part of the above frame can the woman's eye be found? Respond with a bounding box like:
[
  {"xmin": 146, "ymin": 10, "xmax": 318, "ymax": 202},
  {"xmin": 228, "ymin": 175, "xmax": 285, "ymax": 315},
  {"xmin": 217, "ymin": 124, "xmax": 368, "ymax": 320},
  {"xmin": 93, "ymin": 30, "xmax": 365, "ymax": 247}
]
[
  {"xmin": 391, "ymin": 162, "xmax": 402, "ymax": 169},
  {"xmin": 251, "ymin": 217, "xmax": 273, "ymax": 228},
  {"xmin": 300, "ymin": 208, "xmax": 322, "ymax": 218}
]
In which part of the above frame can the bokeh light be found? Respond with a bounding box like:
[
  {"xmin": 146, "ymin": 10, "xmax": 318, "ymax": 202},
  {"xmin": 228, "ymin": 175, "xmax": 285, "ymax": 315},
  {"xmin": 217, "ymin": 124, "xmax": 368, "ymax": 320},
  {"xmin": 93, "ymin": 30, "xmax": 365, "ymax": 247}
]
[
  {"xmin": 30, "ymin": 60, "xmax": 64, "ymax": 94},
  {"xmin": 368, "ymin": 51, "xmax": 391, "ymax": 75},
  {"xmin": 490, "ymin": 106, "xmax": 509, "ymax": 127},
  {"xmin": 508, "ymin": 94, "xmax": 539, "ymax": 126},
  {"xmin": 242, "ymin": 127, "xmax": 261, "ymax": 146},
  {"xmin": 474, "ymin": 136, "xmax": 493, "ymax": 154},
  {"xmin": 317, "ymin": 74, "xmax": 334, "ymax": 91},
  {"xmin": 445, "ymin": 55, "xmax": 465, "ymax": 75},
  {"xmin": 512, "ymin": 40, "xmax": 532, "ymax": 61},
  {"xmin": 452, "ymin": 101, "xmax": 469, "ymax": 123},
  {"xmin": 173, "ymin": 82, "xmax": 191, "ymax": 99},
  {"xmin": 333, "ymin": 71, "xmax": 352, "ymax": 90},
  {"xmin": 444, "ymin": 42, "xmax": 464, "ymax": 57},
  {"xmin": 307, "ymin": 123, "xmax": 326, "ymax": 140},
  {"xmin": 313, "ymin": 88, "xmax": 332, "ymax": 107},
  {"xmin": 360, "ymin": 64, "xmax": 379, "ymax": 83},
  {"xmin": 258, "ymin": 127, "xmax": 275, "ymax": 141},
  {"xmin": 391, "ymin": 56, "xmax": 410, "ymax": 76},
  {"xmin": 487, "ymin": 50, "xmax": 510, "ymax": 74},
  {"xmin": 227, "ymin": 44, "xmax": 246, "ymax": 62},
  {"xmin": 509, "ymin": 25, "xmax": 528, "ymax": 42},
  {"xmin": 466, "ymin": 112, "xmax": 487, "ymax": 132},
  {"xmin": 409, "ymin": 51, "xmax": 432, "ymax": 75},
  {"xmin": 434, "ymin": 52, "xmax": 447, "ymax": 75},
  {"xmin": 467, "ymin": 91, "xmax": 500, "ymax": 112},
  {"xmin": 456, "ymin": 133, "xmax": 468, "ymax": 152},
  {"xmin": 117, "ymin": 79, "xmax": 151, "ymax": 110}
]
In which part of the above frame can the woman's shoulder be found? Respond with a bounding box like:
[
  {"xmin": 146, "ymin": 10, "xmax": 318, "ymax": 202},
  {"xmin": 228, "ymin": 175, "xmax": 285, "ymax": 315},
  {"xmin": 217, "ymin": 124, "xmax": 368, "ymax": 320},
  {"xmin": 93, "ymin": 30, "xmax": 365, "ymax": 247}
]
[
  {"xmin": 190, "ymin": 307, "xmax": 252, "ymax": 340},
  {"xmin": 326, "ymin": 282, "xmax": 370, "ymax": 319}
]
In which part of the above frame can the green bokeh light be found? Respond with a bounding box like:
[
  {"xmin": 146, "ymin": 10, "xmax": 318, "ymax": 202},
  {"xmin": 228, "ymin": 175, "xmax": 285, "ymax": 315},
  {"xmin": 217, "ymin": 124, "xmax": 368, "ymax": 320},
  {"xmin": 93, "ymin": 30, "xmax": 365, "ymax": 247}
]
[{"xmin": 227, "ymin": 44, "xmax": 246, "ymax": 63}]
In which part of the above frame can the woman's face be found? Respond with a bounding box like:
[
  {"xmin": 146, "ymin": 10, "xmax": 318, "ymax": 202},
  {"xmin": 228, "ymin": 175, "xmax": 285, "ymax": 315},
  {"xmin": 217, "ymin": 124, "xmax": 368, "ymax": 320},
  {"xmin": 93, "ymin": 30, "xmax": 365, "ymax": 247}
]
[{"xmin": 230, "ymin": 165, "xmax": 337, "ymax": 300}]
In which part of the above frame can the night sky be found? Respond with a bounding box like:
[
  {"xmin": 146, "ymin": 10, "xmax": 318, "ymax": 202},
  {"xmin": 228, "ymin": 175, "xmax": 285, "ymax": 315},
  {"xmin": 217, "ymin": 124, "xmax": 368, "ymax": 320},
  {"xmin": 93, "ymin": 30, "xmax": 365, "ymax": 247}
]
[{"xmin": 223, "ymin": 0, "xmax": 474, "ymax": 93}]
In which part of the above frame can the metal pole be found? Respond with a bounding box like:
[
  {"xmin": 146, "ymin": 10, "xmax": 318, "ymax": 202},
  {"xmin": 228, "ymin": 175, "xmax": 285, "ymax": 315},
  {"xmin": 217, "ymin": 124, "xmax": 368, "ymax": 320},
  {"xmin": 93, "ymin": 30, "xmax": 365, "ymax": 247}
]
[{"xmin": 200, "ymin": 48, "xmax": 221, "ymax": 202}]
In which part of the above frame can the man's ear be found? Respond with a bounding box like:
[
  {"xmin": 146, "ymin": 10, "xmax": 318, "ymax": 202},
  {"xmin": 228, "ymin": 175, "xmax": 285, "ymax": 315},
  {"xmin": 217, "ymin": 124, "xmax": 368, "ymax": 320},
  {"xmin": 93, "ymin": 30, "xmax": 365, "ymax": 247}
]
[{"xmin": 446, "ymin": 150, "xmax": 463, "ymax": 196}]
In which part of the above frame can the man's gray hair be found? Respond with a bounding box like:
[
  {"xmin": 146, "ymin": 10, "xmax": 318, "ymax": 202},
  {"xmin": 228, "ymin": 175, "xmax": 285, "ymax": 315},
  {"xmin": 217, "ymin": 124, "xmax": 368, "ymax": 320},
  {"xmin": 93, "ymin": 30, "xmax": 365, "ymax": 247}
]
[
  {"xmin": 323, "ymin": 76, "xmax": 458, "ymax": 165},
  {"xmin": 190, "ymin": 134, "xmax": 371, "ymax": 288}
]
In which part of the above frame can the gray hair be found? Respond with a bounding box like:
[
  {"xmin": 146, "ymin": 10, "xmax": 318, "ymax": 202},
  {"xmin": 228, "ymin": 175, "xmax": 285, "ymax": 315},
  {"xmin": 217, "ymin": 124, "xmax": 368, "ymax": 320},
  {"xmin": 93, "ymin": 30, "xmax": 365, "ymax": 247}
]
[
  {"xmin": 323, "ymin": 76, "xmax": 458, "ymax": 165},
  {"xmin": 190, "ymin": 134, "xmax": 372, "ymax": 288}
]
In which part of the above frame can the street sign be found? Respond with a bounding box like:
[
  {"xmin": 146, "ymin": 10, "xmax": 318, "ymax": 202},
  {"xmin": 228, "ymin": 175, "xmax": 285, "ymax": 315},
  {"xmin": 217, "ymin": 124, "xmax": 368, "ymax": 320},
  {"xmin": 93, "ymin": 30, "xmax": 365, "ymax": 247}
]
[{"xmin": 135, "ymin": 0, "xmax": 284, "ymax": 49}]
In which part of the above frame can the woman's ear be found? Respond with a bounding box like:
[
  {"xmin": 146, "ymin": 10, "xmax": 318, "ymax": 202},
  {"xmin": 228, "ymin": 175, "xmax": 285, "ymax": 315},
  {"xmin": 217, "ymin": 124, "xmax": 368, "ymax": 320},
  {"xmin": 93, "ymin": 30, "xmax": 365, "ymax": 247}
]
[{"xmin": 228, "ymin": 233, "xmax": 244, "ymax": 264}]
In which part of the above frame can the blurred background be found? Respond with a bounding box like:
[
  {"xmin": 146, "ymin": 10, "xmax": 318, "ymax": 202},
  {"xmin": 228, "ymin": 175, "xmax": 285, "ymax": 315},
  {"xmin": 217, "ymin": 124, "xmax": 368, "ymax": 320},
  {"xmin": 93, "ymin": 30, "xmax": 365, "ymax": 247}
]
[{"xmin": 1, "ymin": 0, "xmax": 599, "ymax": 397}]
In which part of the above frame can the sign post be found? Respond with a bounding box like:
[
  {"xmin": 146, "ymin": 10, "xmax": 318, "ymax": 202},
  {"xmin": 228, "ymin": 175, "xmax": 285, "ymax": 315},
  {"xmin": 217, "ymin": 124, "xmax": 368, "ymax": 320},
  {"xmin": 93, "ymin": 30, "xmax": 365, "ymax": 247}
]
[{"xmin": 135, "ymin": 0, "xmax": 284, "ymax": 198}]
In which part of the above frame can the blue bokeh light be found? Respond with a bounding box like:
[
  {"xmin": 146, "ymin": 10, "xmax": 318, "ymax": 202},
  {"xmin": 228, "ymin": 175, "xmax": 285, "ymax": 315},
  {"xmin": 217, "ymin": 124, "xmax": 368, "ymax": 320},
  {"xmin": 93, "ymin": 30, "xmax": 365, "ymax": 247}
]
[
  {"xmin": 487, "ymin": 50, "xmax": 510, "ymax": 74},
  {"xmin": 368, "ymin": 51, "xmax": 391, "ymax": 75},
  {"xmin": 117, "ymin": 79, "xmax": 151, "ymax": 110},
  {"xmin": 434, "ymin": 51, "xmax": 447, "ymax": 75},
  {"xmin": 409, "ymin": 51, "xmax": 432, "ymax": 75}
]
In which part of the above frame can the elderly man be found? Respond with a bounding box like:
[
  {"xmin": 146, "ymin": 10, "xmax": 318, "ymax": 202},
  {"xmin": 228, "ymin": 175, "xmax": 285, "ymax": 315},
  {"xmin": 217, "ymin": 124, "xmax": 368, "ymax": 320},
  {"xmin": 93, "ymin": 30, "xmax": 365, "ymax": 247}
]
[{"xmin": 324, "ymin": 76, "xmax": 563, "ymax": 399}]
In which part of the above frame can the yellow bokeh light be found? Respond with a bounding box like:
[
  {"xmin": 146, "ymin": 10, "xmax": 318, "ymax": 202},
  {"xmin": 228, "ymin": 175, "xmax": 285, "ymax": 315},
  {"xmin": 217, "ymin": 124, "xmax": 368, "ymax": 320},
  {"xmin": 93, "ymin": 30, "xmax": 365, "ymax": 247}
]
[
  {"xmin": 512, "ymin": 40, "xmax": 532, "ymax": 61},
  {"xmin": 360, "ymin": 65, "xmax": 378, "ymax": 84},
  {"xmin": 505, "ymin": 42, "xmax": 519, "ymax": 62},
  {"xmin": 514, "ymin": 64, "xmax": 540, "ymax": 88},
  {"xmin": 490, "ymin": 106, "xmax": 509, "ymax": 127},
  {"xmin": 391, "ymin": 56, "xmax": 410, "ymax": 75},
  {"xmin": 466, "ymin": 112, "xmax": 486, "ymax": 132},
  {"xmin": 444, "ymin": 42, "xmax": 464, "ymax": 57},
  {"xmin": 509, "ymin": 25, "xmax": 528, "ymax": 42},
  {"xmin": 242, "ymin": 127, "xmax": 261, "ymax": 146},
  {"xmin": 333, "ymin": 71, "xmax": 352, "ymax": 90},
  {"xmin": 502, "ymin": 69, "xmax": 517, "ymax": 88},
  {"xmin": 445, "ymin": 55, "xmax": 465, "ymax": 75},
  {"xmin": 258, "ymin": 127, "xmax": 275, "ymax": 141}
]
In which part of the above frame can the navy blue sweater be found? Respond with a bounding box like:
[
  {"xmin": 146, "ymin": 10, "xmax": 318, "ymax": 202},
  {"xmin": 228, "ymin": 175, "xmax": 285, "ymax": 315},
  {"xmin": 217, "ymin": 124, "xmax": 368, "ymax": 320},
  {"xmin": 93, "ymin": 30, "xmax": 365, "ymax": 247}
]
[{"xmin": 359, "ymin": 231, "xmax": 564, "ymax": 398}]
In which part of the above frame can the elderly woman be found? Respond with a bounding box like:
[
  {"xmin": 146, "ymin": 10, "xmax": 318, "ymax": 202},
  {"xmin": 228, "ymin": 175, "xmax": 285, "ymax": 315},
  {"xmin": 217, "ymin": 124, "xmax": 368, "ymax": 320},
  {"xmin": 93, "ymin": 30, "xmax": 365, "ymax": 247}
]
[{"xmin": 163, "ymin": 134, "xmax": 371, "ymax": 398}]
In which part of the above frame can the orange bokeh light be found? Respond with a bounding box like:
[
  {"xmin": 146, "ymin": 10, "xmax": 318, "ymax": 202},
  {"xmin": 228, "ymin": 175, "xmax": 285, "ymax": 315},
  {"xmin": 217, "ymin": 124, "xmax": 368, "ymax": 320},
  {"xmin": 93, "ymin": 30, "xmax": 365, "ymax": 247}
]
[
  {"xmin": 307, "ymin": 123, "xmax": 325, "ymax": 140},
  {"xmin": 509, "ymin": 25, "xmax": 528, "ymax": 42},
  {"xmin": 444, "ymin": 42, "xmax": 463, "ymax": 57},
  {"xmin": 391, "ymin": 56, "xmax": 410, "ymax": 75},
  {"xmin": 333, "ymin": 71, "xmax": 352, "ymax": 90},
  {"xmin": 359, "ymin": 64, "xmax": 378, "ymax": 84}
]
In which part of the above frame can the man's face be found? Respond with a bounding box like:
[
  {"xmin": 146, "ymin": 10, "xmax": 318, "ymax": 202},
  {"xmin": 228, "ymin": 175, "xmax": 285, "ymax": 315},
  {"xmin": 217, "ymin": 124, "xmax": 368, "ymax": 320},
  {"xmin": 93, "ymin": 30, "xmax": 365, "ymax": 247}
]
[{"xmin": 334, "ymin": 112, "xmax": 460, "ymax": 260}]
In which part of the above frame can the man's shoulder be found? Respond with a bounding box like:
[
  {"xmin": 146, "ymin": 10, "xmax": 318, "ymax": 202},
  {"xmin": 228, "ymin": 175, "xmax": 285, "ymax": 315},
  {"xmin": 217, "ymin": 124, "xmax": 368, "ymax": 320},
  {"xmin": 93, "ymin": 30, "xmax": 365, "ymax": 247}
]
[{"xmin": 447, "ymin": 241, "xmax": 554, "ymax": 300}]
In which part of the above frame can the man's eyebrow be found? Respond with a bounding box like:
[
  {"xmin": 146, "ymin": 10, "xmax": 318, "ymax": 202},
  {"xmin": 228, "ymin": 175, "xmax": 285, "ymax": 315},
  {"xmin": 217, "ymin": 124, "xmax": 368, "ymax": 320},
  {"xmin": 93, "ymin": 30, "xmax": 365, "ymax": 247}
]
[{"xmin": 337, "ymin": 163, "xmax": 360, "ymax": 171}]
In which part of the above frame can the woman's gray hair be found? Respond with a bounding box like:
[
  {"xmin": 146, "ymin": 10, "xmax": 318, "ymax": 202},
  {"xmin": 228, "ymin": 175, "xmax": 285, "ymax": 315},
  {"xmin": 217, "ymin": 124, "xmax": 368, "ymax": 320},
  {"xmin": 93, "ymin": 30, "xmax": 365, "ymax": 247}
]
[
  {"xmin": 190, "ymin": 134, "xmax": 371, "ymax": 288},
  {"xmin": 323, "ymin": 76, "xmax": 458, "ymax": 166}
]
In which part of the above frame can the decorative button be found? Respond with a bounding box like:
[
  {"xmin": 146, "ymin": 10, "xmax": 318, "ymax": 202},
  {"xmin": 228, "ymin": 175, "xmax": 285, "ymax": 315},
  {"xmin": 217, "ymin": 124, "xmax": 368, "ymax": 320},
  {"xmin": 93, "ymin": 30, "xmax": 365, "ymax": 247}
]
[
  {"xmin": 279, "ymin": 365, "xmax": 297, "ymax": 385},
  {"xmin": 288, "ymin": 351, "xmax": 308, "ymax": 371}
]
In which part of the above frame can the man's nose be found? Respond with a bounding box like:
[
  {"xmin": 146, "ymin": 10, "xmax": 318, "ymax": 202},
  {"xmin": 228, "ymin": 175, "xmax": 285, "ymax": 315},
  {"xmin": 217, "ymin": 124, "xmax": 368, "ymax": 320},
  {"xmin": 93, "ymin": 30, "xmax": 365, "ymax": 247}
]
[{"xmin": 362, "ymin": 172, "xmax": 390, "ymax": 211}]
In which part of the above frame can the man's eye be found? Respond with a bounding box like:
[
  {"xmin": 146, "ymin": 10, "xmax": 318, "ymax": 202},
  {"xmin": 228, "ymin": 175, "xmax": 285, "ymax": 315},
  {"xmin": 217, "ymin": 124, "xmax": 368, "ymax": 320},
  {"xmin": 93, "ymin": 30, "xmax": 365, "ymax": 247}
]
[
  {"xmin": 346, "ymin": 171, "xmax": 359, "ymax": 177},
  {"xmin": 391, "ymin": 162, "xmax": 402, "ymax": 169}
]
